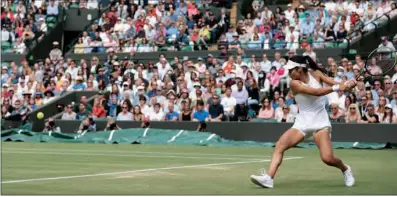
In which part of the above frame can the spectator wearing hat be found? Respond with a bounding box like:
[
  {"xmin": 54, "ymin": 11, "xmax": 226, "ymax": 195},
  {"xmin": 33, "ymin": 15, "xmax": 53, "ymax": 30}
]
[
  {"xmin": 229, "ymin": 32, "xmax": 241, "ymax": 49},
  {"xmin": 34, "ymin": 91, "xmax": 44, "ymax": 106},
  {"xmin": 378, "ymin": 36, "xmax": 396, "ymax": 52},
  {"xmin": 10, "ymin": 99, "xmax": 25, "ymax": 116},
  {"xmin": 195, "ymin": 57, "xmax": 207, "ymax": 75},
  {"xmin": 381, "ymin": 104, "xmax": 397, "ymax": 123},
  {"xmin": 72, "ymin": 76, "xmax": 87, "ymax": 91},
  {"xmin": 164, "ymin": 90, "xmax": 180, "ymax": 113},
  {"xmin": 334, "ymin": 66, "xmax": 346, "ymax": 83},
  {"xmin": 273, "ymin": 32, "xmax": 286, "ymax": 49},
  {"xmin": 43, "ymin": 89, "xmax": 55, "ymax": 104},
  {"xmin": 1, "ymin": 66, "xmax": 9, "ymax": 85},
  {"xmin": 132, "ymin": 85, "xmax": 148, "ymax": 105}
]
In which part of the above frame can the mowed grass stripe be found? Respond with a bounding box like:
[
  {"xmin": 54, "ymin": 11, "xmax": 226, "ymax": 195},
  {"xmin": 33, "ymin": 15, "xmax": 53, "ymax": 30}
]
[
  {"xmin": 2, "ymin": 147, "xmax": 275, "ymax": 158},
  {"xmin": 1, "ymin": 150, "xmax": 269, "ymax": 161},
  {"xmin": 2, "ymin": 157, "xmax": 303, "ymax": 184}
]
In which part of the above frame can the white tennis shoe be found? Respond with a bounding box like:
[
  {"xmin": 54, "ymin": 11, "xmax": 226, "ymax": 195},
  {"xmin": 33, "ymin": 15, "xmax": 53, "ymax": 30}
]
[
  {"xmin": 250, "ymin": 169, "xmax": 274, "ymax": 188},
  {"xmin": 343, "ymin": 165, "xmax": 355, "ymax": 187}
]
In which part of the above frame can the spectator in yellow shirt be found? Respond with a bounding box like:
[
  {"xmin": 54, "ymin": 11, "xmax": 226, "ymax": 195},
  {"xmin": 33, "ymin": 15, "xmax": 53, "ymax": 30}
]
[{"xmin": 198, "ymin": 25, "xmax": 210, "ymax": 50}]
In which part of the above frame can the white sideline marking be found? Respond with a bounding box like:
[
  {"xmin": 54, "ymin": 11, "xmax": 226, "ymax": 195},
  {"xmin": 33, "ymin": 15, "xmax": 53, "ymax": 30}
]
[
  {"xmin": 74, "ymin": 131, "xmax": 87, "ymax": 139},
  {"xmin": 1, "ymin": 157, "xmax": 303, "ymax": 184},
  {"xmin": 2, "ymin": 150, "xmax": 275, "ymax": 161},
  {"xmin": 107, "ymin": 130, "xmax": 116, "ymax": 141},
  {"xmin": 167, "ymin": 130, "xmax": 184, "ymax": 143},
  {"xmin": 142, "ymin": 128, "xmax": 149, "ymax": 137},
  {"xmin": 2, "ymin": 148, "xmax": 278, "ymax": 158},
  {"xmin": 206, "ymin": 134, "xmax": 216, "ymax": 141}
]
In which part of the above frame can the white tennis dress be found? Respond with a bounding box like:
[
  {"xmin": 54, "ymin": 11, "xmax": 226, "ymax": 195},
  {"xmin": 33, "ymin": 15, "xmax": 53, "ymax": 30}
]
[{"xmin": 292, "ymin": 71, "xmax": 331, "ymax": 138}]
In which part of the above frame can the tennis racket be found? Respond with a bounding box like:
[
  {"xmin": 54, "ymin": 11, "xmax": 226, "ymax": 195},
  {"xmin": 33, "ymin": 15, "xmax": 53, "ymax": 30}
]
[{"xmin": 356, "ymin": 46, "xmax": 397, "ymax": 81}]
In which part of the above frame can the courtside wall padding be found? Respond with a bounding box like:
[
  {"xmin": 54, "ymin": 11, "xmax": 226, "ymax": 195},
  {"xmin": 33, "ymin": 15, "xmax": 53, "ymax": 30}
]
[
  {"xmin": 54, "ymin": 120, "xmax": 397, "ymax": 143},
  {"xmin": 1, "ymin": 129, "xmax": 395, "ymax": 149}
]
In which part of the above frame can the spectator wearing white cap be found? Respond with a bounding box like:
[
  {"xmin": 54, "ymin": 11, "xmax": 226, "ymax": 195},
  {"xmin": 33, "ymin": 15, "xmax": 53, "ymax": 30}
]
[
  {"xmin": 156, "ymin": 57, "xmax": 171, "ymax": 80},
  {"xmin": 38, "ymin": 18, "xmax": 47, "ymax": 33},
  {"xmin": 380, "ymin": 104, "xmax": 397, "ymax": 123},
  {"xmin": 13, "ymin": 38, "xmax": 26, "ymax": 54},
  {"xmin": 378, "ymin": 36, "xmax": 396, "ymax": 52},
  {"xmin": 133, "ymin": 85, "xmax": 149, "ymax": 106},
  {"xmin": 1, "ymin": 66, "xmax": 9, "ymax": 85},
  {"xmin": 284, "ymin": 4, "xmax": 295, "ymax": 22},
  {"xmin": 285, "ymin": 25, "xmax": 300, "ymax": 50}
]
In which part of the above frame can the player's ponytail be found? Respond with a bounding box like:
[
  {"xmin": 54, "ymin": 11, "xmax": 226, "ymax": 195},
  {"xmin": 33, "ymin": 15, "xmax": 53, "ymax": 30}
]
[{"xmin": 303, "ymin": 55, "xmax": 327, "ymax": 74}]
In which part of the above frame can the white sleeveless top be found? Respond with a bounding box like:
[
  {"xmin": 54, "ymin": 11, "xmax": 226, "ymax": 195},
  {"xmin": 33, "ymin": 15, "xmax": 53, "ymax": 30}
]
[{"xmin": 293, "ymin": 71, "xmax": 331, "ymax": 132}]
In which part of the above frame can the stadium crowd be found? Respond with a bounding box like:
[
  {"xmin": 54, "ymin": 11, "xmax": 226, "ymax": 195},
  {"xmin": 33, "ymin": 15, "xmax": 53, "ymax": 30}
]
[
  {"xmin": 2, "ymin": 36, "xmax": 397, "ymax": 125},
  {"xmin": 1, "ymin": 0, "xmax": 63, "ymax": 54},
  {"xmin": 0, "ymin": 0, "xmax": 109, "ymax": 55},
  {"xmin": 73, "ymin": 0, "xmax": 232, "ymax": 53},
  {"xmin": 72, "ymin": 0, "xmax": 397, "ymax": 54},
  {"xmin": 1, "ymin": 0, "xmax": 397, "ymax": 130}
]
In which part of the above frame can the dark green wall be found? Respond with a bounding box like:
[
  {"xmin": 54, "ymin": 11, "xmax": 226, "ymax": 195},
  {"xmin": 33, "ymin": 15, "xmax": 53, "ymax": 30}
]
[
  {"xmin": 350, "ymin": 15, "xmax": 397, "ymax": 57},
  {"xmin": 53, "ymin": 120, "xmax": 397, "ymax": 143},
  {"xmin": 28, "ymin": 91, "xmax": 98, "ymax": 131},
  {"xmin": 64, "ymin": 9, "xmax": 101, "ymax": 31},
  {"xmin": 66, "ymin": 48, "xmax": 346, "ymax": 65}
]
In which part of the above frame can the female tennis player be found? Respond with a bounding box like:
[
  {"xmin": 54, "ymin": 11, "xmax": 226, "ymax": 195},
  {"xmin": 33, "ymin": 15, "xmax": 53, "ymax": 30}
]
[{"xmin": 250, "ymin": 55, "xmax": 356, "ymax": 188}]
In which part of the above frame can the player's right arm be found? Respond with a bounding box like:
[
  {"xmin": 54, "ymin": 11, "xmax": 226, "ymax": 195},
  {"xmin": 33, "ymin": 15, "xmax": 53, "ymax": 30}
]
[{"xmin": 290, "ymin": 80, "xmax": 349, "ymax": 96}]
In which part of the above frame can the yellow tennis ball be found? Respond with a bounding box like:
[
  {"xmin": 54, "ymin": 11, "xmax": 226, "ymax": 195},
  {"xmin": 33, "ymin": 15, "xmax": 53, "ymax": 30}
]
[{"xmin": 37, "ymin": 112, "xmax": 44, "ymax": 120}]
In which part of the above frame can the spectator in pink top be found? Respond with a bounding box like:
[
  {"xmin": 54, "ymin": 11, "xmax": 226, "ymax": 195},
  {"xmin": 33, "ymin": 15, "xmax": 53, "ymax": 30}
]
[
  {"xmin": 266, "ymin": 66, "xmax": 280, "ymax": 91},
  {"xmin": 257, "ymin": 97, "xmax": 274, "ymax": 120}
]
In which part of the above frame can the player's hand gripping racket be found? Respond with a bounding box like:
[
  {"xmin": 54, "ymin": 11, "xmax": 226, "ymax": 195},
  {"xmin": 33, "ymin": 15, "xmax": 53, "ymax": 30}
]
[{"xmin": 356, "ymin": 46, "xmax": 397, "ymax": 81}]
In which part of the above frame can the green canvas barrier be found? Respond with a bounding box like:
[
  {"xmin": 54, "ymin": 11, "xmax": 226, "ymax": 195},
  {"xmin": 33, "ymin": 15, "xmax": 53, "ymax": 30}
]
[{"xmin": 1, "ymin": 129, "xmax": 396, "ymax": 149}]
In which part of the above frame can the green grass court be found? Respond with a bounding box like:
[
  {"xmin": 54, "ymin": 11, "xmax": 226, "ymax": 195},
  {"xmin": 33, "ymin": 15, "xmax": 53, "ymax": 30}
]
[{"xmin": 1, "ymin": 142, "xmax": 397, "ymax": 195}]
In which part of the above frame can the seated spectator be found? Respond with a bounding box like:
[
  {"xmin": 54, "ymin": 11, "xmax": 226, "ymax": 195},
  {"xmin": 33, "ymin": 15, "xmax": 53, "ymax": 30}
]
[
  {"xmin": 345, "ymin": 104, "xmax": 361, "ymax": 124},
  {"xmin": 220, "ymin": 88, "xmax": 236, "ymax": 121},
  {"xmin": 361, "ymin": 103, "xmax": 380, "ymax": 123},
  {"xmin": 76, "ymin": 103, "xmax": 90, "ymax": 120},
  {"xmin": 116, "ymin": 103, "xmax": 133, "ymax": 121},
  {"xmin": 257, "ymin": 97, "xmax": 274, "ymax": 120},
  {"xmin": 92, "ymin": 98, "xmax": 106, "ymax": 118},
  {"xmin": 61, "ymin": 104, "xmax": 77, "ymax": 120},
  {"xmin": 329, "ymin": 103, "xmax": 345, "ymax": 123},
  {"xmin": 132, "ymin": 105, "xmax": 144, "ymax": 121},
  {"xmin": 208, "ymin": 95, "xmax": 224, "ymax": 121},
  {"xmin": 148, "ymin": 103, "xmax": 164, "ymax": 121},
  {"xmin": 165, "ymin": 102, "xmax": 179, "ymax": 121},
  {"xmin": 276, "ymin": 104, "xmax": 295, "ymax": 123},
  {"xmin": 180, "ymin": 101, "xmax": 193, "ymax": 121},
  {"xmin": 193, "ymin": 100, "xmax": 209, "ymax": 122},
  {"xmin": 380, "ymin": 104, "xmax": 397, "ymax": 123}
]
